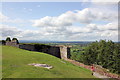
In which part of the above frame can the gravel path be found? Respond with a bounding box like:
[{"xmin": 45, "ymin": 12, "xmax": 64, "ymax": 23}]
[
  {"xmin": 66, "ymin": 59, "xmax": 110, "ymax": 79},
  {"xmin": 93, "ymin": 72, "xmax": 109, "ymax": 79}
]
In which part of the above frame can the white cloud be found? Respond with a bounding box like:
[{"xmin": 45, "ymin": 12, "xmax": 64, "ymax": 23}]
[
  {"xmin": 0, "ymin": 12, "xmax": 25, "ymax": 23},
  {"xmin": 97, "ymin": 22, "xmax": 118, "ymax": 31},
  {"xmin": 30, "ymin": 7, "xmax": 118, "ymax": 41},
  {"xmin": 1, "ymin": 6, "xmax": 118, "ymax": 41},
  {"xmin": 90, "ymin": 0, "xmax": 119, "ymax": 2},
  {"xmin": 0, "ymin": 12, "xmax": 9, "ymax": 22},
  {"xmin": 1, "ymin": 22, "xmax": 118, "ymax": 41},
  {"xmin": 0, "ymin": 24, "xmax": 51, "ymax": 40},
  {"xmin": 82, "ymin": 0, "xmax": 119, "ymax": 2},
  {"xmin": 66, "ymin": 26, "xmax": 91, "ymax": 34},
  {"xmin": 31, "ymin": 8, "xmax": 117, "ymax": 28},
  {"xmin": 0, "ymin": 24, "xmax": 22, "ymax": 38},
  {"xmin": 35, "ymin": 22, "xmax": 118, "ymax": 41}
]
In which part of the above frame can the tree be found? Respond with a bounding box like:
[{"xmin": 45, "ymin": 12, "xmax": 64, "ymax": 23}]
[
  {"xmin": 6, "ymin": 37, "xmax": 11, "ymax": 41},
  {"xmin": 74, "ymin": 40, "xmax": 120, "ymax": 74},
  {"xmin": 1, "ymin": 40, "xmax": 6, "ymax": 45},
  {"xmin": 12, "ymin": 38, "xmax": 19, "ymax": 44}
]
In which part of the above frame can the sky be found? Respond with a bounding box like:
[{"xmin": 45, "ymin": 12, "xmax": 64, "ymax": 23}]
[{"xmin": 0, "ymin": 1, "xmax": 119, "ymax": 41}]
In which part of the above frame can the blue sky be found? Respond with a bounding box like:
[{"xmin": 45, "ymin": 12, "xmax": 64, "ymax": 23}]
[
  {"xmin": 1, "ymin": 2, "xmax": 89, "ymax": 30},
  {"xmin": 0, "ymin": 2, "xmax": 118, "ymax": 41},
  {"xmin": 2, "ymin": 2, "xmax": 88, "ymax": 19}
]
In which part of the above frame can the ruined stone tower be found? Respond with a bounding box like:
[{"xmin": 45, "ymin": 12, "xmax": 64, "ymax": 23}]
[
  {"xmin": 57, "ymin": 45, "xmax": 71, "ymax": 60},
  {"xmin": 5, "ymin": 37, "xmax": 71, "ymax": 60},
  {"xmin": 6, "ymin": 40, "xmax": 19, "ymax": 47}
]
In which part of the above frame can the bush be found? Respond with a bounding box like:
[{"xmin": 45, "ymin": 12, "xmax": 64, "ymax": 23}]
[
  {"xmin": 12, "ymin": 38, "xmax": 19, "ymax": 44},
  {"xmin": 83, "ymin": 40, "xmax": 120, "ymax": 74},
  {"xmin": 6, "ymin": 37, "xmax": 11, "ymax": 41},
  {"xmin": 71, "ymin": 40, "xmax": 120, "ymax": 74}
]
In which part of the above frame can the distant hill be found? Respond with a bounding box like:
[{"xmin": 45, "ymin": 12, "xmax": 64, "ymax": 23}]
[
  {"xmin": 19, "ymin": 40, "xmax": 93, "ymax": 43},
  {"xmin": 1, "ymin": 45, "xmax": 96, "ymax": 78}
]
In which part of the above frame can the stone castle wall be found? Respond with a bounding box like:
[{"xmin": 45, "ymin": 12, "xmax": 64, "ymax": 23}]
[
  {"xmin": 19, "ymin": 44, "xmax": 70, "ymax": 59},
  {"xmin": 19, "ymin": 44, "xmax": 61, "ymax": 58},
  {"xmin": 19, "ymin": 44, "xmax": 35, "ymax": 51},
  {"xmin": 60, "ymin": 46, "xmax": 68, "ymax": 60},
  {"xmin": 6, "ymin": 41, "xmax": 19, "ymax": 48},
  {"xmin": 57, "ymin": 45, "xmax": 71, "ymax": 59},
  {"xmin": 5, "ymin": 40, "xmax": 71, "ymax": 59}
]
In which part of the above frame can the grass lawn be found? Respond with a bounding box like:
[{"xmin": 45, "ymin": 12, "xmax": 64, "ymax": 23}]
[{"xmin": 1, "ymin": 45, "xmax": 97, "ymax": 78}]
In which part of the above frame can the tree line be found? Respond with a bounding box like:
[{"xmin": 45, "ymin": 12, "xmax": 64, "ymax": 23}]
[
  {"xmin": 1, "ymin": 37, "xmax": 19, "ymax": 45},
  {"xmin": 70, "ymin": 40, "xmax": 120, "ymax": 74}
]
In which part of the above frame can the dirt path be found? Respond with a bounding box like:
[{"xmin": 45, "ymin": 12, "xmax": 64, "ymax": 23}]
[
  {"xmin": 66, "ymin": 59, "xmax": 91, "ymax": 70},
  {"xmin": 66, "ymin": 59, "xmax": 117, "ymax": 79},
  {"xmin": 93, "ymin": 72, "xmax": 109, "ymax": 78}
]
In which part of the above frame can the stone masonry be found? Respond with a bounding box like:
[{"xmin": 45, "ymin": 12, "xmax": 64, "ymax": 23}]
[
  {"xmin": 6, "ymin": 40, "xmax": 19, "ymax": 47},
  {"xmin": 5, "ymin": 40, "xmax": 71, "ymax": 60},
  {"xmin": 56, "ymin": 45, "xmax": 71, "ymax": 60}
]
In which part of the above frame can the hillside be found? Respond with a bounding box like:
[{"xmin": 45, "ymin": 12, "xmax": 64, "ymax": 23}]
[{"xmin": 2, "ymin": 46, "xmax": 96, "ymax": 78}]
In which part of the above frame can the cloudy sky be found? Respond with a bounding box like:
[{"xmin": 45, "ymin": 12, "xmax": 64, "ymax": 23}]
[{"xmin": 0, "ymin": 1, "xmax": 119, "ymax": 41}]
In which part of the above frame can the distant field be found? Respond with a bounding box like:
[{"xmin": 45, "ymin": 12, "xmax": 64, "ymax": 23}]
[{"xmin": 1, "ymin": 46, "xmax": 96, "ymax": 78}]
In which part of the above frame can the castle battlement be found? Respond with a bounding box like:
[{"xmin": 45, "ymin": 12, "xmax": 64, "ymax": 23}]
[
  {"xmin": 6, "ymin": 40, "xmax": 19, "ymax": 47},
  {"xmin": 5, "ymin": 37, "xmax": 71, "ymax": 60}
]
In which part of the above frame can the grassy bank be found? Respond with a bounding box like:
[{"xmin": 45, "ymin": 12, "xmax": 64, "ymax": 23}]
[{"xmin": 2, "ymin": 46, "xmax": 95, "ymax": 78}]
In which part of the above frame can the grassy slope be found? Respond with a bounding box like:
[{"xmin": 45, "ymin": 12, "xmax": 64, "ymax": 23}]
[{"xmin": 2, "ymin": 46, "xmax": 95, "ymax": 78}]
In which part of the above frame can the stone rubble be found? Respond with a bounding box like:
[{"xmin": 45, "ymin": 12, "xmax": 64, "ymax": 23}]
[{"xmin": 28, "ymin": 63, "xmax": 53, "ymax": 69}]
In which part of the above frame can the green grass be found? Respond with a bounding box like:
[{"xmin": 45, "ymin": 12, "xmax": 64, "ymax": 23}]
[{"xmin": 1, "ymin": 46, "xmax": 96, "ymax": 78}]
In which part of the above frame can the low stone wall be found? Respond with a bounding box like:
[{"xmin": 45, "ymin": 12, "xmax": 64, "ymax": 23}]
[
  {"xmin": 94, "ymin": 65, "xmax": 120, "ymax": 79},
  {"xmin": 6, "ymin": 41, "xmax": 19, "ymax": 48},
  {"xmin": 60, "ymin": 46, "xmax": 68, "ymax": 60},
  {"xmin": 19, "ymin": 44, "xmax": 61, "ymax": 58},
  {"xmin": 83, "ymin": 64, "xmax": 120, "ymax": 79},
  {"xmin": 19, "ymin": 44, "xmax": 71, "ymax": 59},
  {"xmin": 66, "ymin": 59, "xmax": 120, "ymax": 80},
  {"xmin": 5, "ymin": 40, "xmax": 71, "ymax": 61},
  {"xmin": 48, "ymin": 46, "xmax": 61, "ymax": 58},
  {"xmin": 19, "ymin": 44, "xmax": 35, "ymax": 51},
  {"xmin": 56, "ymin": 45, "xmax": 71, "ymax": 60},
  {"xmin": 34, "ymin": 44, "xmax": 61, "ymax": 58}
]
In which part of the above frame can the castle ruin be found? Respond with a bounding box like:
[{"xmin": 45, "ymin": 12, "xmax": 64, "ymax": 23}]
[
  {"xmin": 6, "ymin": 40, "xmax": 19, "ymax": 47},
  {"xmin": 5, "ymin": 39, "xmax": 71, "ymax": 60}
]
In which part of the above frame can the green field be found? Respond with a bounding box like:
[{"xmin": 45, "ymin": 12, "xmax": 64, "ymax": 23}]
[{"xmin": 1, "ymin": 46, "xmax": 96, "ymax": 78}]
